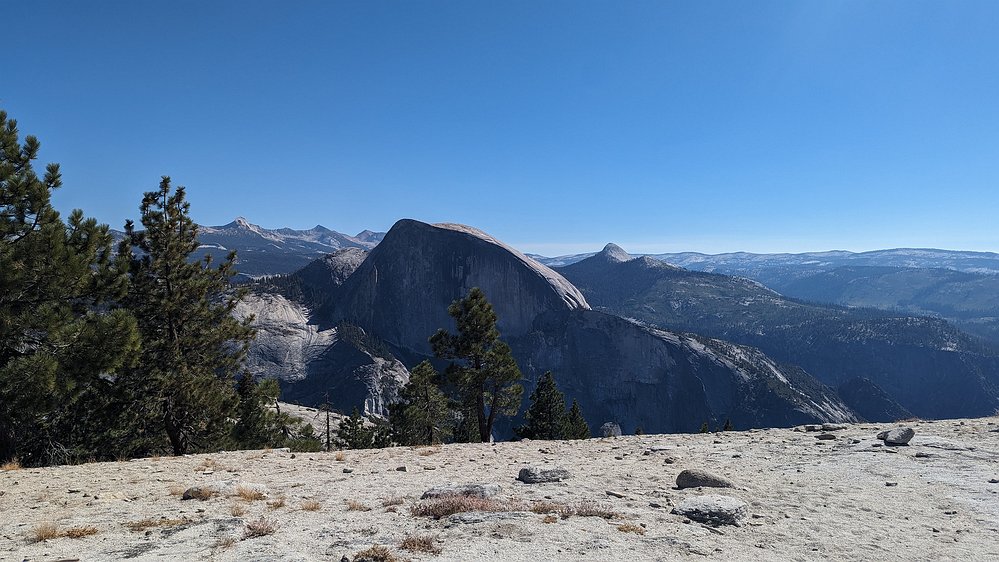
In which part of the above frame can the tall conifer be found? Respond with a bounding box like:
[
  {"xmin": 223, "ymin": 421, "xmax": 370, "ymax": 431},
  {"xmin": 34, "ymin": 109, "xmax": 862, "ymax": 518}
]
[{"xmin": 118, "ymin": 177, "xmax": 255, "ymax": 456}]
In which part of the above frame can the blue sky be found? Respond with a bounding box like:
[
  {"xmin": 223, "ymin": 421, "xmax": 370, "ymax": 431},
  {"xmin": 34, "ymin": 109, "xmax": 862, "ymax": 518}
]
[{"xmin": 4, "ymin": 1, "xmax": 998, "ymax": 255}]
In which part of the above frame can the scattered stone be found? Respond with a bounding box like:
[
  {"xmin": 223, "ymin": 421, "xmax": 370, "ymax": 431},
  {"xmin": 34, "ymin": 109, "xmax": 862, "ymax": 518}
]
[
  {"xmin": 181, "ymin": 487, "xmax": 209, "ymax": 500},
  {"xmin": 606, "ymin": 490, "xmax": 627, "ymax": 499},
  {"xmin": 343, "ymin": 468, "xmax": 353, "ymax": 474},
  {"xmin": 421, "ymin": 483, "xmax": 502, "ymax": 499},
  {"xmin": 672, "ymin": 495, "xmax": 748, "ymax": 526},
  {"xmin": 517, "ymin": 466, "xmax": 571, "ymax": 484},
  {"xmin": 676, "ymin": 469, "xmax": 734, "ymax": 489},
  {"xmin": 815, "ymin": 433, "xmax": 836, "ymax": 440},
  {"xmin": 989, "ymin": 479, "xmax": 998, "ymax": 484},
  {"xmin": 822, "ymin": 423, "xmax": 848, "ymax": 431},
  {"xmin": 885, "ymin": 482, "xmax": 898, "ymax": 487},
  {"xmin": 601, "ymin": 422, "xmax": 622, "ymax": 438},
  {"xmin": 915, "ymin": 452, "xmax": 933, "ymax": 458},
  {"xmin": 877, "ymin": 427, "xmax": 915, "ymax": 445},
  {"xmin": 395, "ymin": 466, "xmax": 408, "ymax": 472},
  {"xmin": 802, "ymin": 424, "xmax": 822, "ymax": 432}
]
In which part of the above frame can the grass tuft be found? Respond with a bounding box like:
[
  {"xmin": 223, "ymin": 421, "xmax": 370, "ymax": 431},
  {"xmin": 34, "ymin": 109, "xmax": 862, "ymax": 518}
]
[
  {"xmin": 353, "ymin": 545, "xmax": 402, "ymax": 562},
  {"xmin": 62, "ymin": 526, "xmax": 100, "ymax": 539},
  {"xmin": 335, "ymin": 451, "xmax": 346, "ymax": 462},
  {"xmin": 235, "ymin": 484, "xmax": 267, "ymax": 501},
  {"xmin": 126, "ymin": 517, "xmax": 188, "ymax": 532},
  {"xmin": 230, "ymin": 503, "xmax": 247, "ymax": 517},
  {"xmin": 1, "ymin": 458, "xmax": 22, "ymax": 471},
  {"xmin": 617, "ymin": 522, "xmax": 645, "ymax": 535},
  {"xmin": 301, "ymin": 499, "xmax": 321, "ymax": 511},
  {"xmin": 31, "ymin": 523, "xmax": 62, "ymax": 543},
  {"xmin": 381, "ymin": 496, "xmax": 405, "ymax": 507},
  {"xmin": 347, "ymin": 499, "xmax": 372, "ymax": 511},
  {"xmin": 400, "ymin": 534, "xmax": 441, "ymax": 555},
  {"xmin": 267, "ymin": 496, "xmax": 286, "ymax": 510},
  {"xmin": 243, "ymin": 517, "xmax": 278, "ymax": 539}
]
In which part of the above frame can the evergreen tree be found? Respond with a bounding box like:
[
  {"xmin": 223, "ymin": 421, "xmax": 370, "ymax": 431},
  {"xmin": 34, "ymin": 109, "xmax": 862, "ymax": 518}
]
[
  {"xmin": 699, "ymin": 421, "xmax": 710, "ymax": 434},
  {"xmin": 430, "ymin": 288, "xmax": 523, "ymax": 442},
  {"xmin": 0, "ymin": 110, "xmax": 139, "ymax": 466},
  {"xmin": 516, "ymin": 371, "xmax": 568, "ymax": 440},
  {"xmin": 563, "ymin": 399, "xmax": 591, "ymax": 440},
  {"xmin": 722, "ymin": 418, "xmax": 734, "ymax": 431},
  {"xmin": 118, "ymin": 177, "xmax": 255, "ymax": 456},
  {"xmin": 335, "ymin": 407, "xmax": 369, "ymax": 449},
  {"xmin": 390, "ymin": 361, "xmax": 451, "ymax": 445}
]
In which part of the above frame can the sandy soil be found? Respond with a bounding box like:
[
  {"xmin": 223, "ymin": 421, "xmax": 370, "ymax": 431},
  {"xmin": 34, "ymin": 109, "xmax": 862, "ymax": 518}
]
[{"xmin": 3, "ymin": 417, "xmax": 998, "ymax": 561}]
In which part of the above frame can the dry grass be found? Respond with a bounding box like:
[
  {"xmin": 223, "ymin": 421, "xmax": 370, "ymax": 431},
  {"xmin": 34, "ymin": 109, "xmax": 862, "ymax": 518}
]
[
  {"xmin": 243, "ymin": 517, "xmax": 278, "ymax": 539},
  {"xmin": 301, "ymin": 499, "xmax": 321, "ymax": 512},
  {"xmin": 125, "ymin": 517, "xmax": 189, "ymax": 532},
  {"xmin": 31, "ymin": 523, "xmax": 100, "ymax": 542},
  {"xmin": 347, "ymin": 499, "xmax": 372, "ymax": 511},
  {"xmin": 167, "ymin": 485, "xmax": 186, "ymax": 496},
  {"xmin": 353, "ymin": 545, "xmax": 402, "ymax": 562},
  {"xmin": 543, "ymin": 514, "xmax": 559, "ymax": 524},
  {"xmin": 235, "ymin": 485, "xmax": 267, "ymax": 501},
  {"xmin": 196, "ymin": 457, "xmax": 223, "ymax": 472},
  {"xmin": 62, "ymin": 526, "xmax": 100, "ymax": 539},
  {"xmin": 31, "ymin": 523, "xmax": 62, "ymax": 543},
  {"xmin": 415, "ymin": 445, "xmax": 441, "ymax": 456},
  {"xmin": 411, "ymin": 495, "xmax": 516, "ymax": 519},
  {"xmin": 335, "ymin": 451, "xmax": 346, "ymax": 462},
  {"xmin": 230, "ymin": 503, "xmax": 247, "ymax": 517},
  {"xmin": 617, "ymin": 522, "xmax": 646, "ymax": 535},
  {"xmin": 1, "ymin": 458, "xmax": 22, "ymax": 471},
  {"xmin": 381, "ymin": 496, "xmax": 405, "ymax": 507},
  {"xmin": 400, "ymin": 534, "xmax": 441, "ymax": 555},
  {"xmin": 216, "ymin": 536, "xmax": 238, "ymax": 549},
  {"xmin": 267, "ymin": 496, "xmax": 286, "ymax": 510},
  {"xmin": 184, "ymin": 487, "xmax": 218, "ymax": 501},
  {"xmin": 570, "ymin": 501, "xmax": 619, "ymax": 519}
]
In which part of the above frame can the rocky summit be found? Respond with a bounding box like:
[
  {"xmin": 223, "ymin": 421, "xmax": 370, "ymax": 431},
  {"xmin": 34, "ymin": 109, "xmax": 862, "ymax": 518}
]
[{"xmin": 4, "ymin": 417, "xmax": 998, "ymax": 561}]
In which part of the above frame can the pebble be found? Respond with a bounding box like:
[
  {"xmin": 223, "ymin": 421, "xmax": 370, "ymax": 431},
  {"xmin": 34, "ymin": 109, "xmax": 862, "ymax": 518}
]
[{"xmin": 676, "ymin": 469, "xmax": 734, "ymax": 489}]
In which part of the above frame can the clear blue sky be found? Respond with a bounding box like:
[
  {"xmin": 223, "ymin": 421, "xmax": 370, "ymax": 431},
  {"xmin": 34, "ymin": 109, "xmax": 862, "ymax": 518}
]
[{"xmin": 5, "ymin": 1, "xmax": 998, "ymax": 255}]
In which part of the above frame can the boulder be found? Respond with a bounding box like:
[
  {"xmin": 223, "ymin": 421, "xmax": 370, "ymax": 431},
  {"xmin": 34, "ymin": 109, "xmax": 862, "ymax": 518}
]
[
  {"xmin": 877, "ymin": 427, "xmax": 915, "ymax": 445},
  {"xmin": 672, "ymin": 494, "xmax": 748, "ymax": 526},
  {"xmin": 517, "ymin": 466, "xmax": 571, "ymax": 484},
  {"xmin": 421, "ymin": 483, "xmax": 502, "ymax": 499},
  {"xmin": 601, "ymin": 422, "xmax": 622, "ymax": 437},
  {"xmin": 675, "ymin": 469, "xmax": 734, "ymax": 489}
]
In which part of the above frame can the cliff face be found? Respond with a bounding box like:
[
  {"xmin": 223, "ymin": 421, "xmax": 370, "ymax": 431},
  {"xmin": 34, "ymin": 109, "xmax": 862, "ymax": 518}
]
[
  {"xmin": 320, "ymin": 219, "xmax": 856, "ymax": 432},
  {"xmin": 514, "ymin": 310, "xmax": 857, "ymax": 434},
  {"xmin": 234, "ymin": 292, "xmax": 407, "ymax": 417},
  {"xmin": 332, "ymin": 219, "xmax": 588, "ymax": 355}
]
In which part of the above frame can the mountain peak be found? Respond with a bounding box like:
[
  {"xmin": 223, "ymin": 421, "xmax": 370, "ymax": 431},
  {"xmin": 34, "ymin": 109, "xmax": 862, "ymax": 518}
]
[{"xmin": 599, "ymin": 243, "xmax": 632, "ymax": 262}]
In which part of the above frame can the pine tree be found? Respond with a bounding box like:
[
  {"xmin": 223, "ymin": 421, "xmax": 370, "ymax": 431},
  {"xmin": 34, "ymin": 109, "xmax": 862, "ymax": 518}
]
[
  {"xmin": 722, "ymin": 418, "xmax": 734, "ymax": 431},
  {"xmin": 699, "ymin": 421, "xmax": 710, "ymax": 434},
  {"xmin": 118, "ymin": 177, "xmax": 255, "ymax": 456},
  {"xmin": 0, "ymin": 110, "xmax": 139, "ymax": 466},
  {"xmin": 430, "ymin": 288, "xmax": 523, "ymax": 442},
  {"xmin": 390, "ymin": 361, "xmax": 451, "ymax": 445},
  {"xmin": 563, "ymin": 399, "xmax": 591, "ymax": 440},
  {"xmin": 335, "ymin": 407, "xmax": 369, "ymax": 450},
  {"xmin": 516, "ymin": 371, "xmax": 568, "ymax": 440}
]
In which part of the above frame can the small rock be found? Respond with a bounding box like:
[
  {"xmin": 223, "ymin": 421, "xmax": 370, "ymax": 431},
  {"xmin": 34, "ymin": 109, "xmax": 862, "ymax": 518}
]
[
  {"xmin": 600, "ymin": 422, "xmax": 622, "ymax": 438},
  {"xmin": 876, "ymin": 427, "xmax": 915, "ymax": 445},
  {"xmin": 343, "ymin": 468, "xmax": 353, "ymax": 474},
  {"xmin": 822, "ymin": 423, "xmax": 848, "ymax": 431},
  {"xmin": 885, "ymin": 482, "xmax": 898, "ymax": 487},
  {"xmin": 802, "ymin": 424, "xmax": 823, "ymax": 432},
  {"xmin": 676, "ymin": 469, "xmax": 734, "ymax": 489},
  {"xmin": 915, "ymin": 452, "xmax": 933, "ymax": 458},
  {"xmin": 396, "ymin": 466, "xmax": 408, "ymax": 472},
  {"xmin": 989, "ymin": 479, "xmax": 998, "ymax": 484},
  {"xmin": 421, "ymin": 483, "xmax": 502, "ymax": 499},
  {"xmin": 606, "ymin": 490, "xmax": 627, "ymax": 498},
  {"xmin": 815, "ymin": 433, "xmax": 836, "ymax": 440},
  {"xmin": 517, "ymin": 466, "xmax": 571, "ymax": 484},
  {"xmin": 672, "ymin": 495, "xmax": 748, "ymax": 526}
]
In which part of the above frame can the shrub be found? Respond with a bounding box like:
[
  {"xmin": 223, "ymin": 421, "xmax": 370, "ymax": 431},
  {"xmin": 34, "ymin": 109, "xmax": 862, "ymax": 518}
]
[
  {"xmin": 346, "ymin": 499, "xmax": 371, "ymax": 511},
  {"xmin": 235, "ymin": 485, "xmax": 266, "ymax": 501},
  {"xmin": 301, "ymin": 499, "xmax": 321, "ymax": 511},
  {"xmin": 1, "ymin": 459, "xmax": 22, "ymax": 471},
  {"xmin": 31, "ymin": 523, "xmax": 61, "ymax": 543},
  {"xmin": 411, "ymin": 496, "xmax": 516, "ymax": 519},
  {"xmin": 353, "ymin": 545, "xmax": 401, "ymax": 562},
  {"xmin": 617, "ymin": 522, "xmax": 645, "ymax": 535}
]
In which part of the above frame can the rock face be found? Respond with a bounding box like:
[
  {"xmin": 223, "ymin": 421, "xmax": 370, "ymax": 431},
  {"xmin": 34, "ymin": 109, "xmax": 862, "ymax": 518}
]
[
  {"xmin": 517, "ymin": 467, "xmax": 571, "ymax": 484},
  {"xmin": 333, "ymin": 219, "xmax": 589, "ymax": 355},
  {"xmin": 675, "ymin": 469, "xmax": 734, "ymax": 489},
  {"xmin": 837, "ymin": 377, "xmax": 913, "ymax": 422},
  {"xmin": 672, "ymin": 494, "xmax": 749, "ymax": 526},
  {"xmin": 234, "ymin": 292, "xmax": 408, "ymax": 416},
  {"xmin": 877, "ymin": 427, "xmax": 915, "ymax": 445}
]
